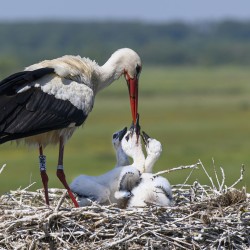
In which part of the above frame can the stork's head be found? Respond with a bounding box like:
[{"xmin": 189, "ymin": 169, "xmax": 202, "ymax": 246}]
[
  {"xmin": 141, "ymin": 131, "xmax": 162, "ymax": 173},
  {"xmin": 112, "ymin": 127, "xmax": 127, "ymax": 150},
  {"xmin": 122, "ymin": 49, "xmax": 141, "ymax": 125},
  {"xmin": 142, "ymin": 131, "xmax": 162, "ymax": 161},
  {"xmin": 109, "ymin": 48, "xmax": 142, "ymax": 124}
]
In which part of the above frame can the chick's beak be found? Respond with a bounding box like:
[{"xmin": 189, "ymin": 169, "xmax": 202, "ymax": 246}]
[
  {"xmin": 135, "ymin": 114, "xmax": 140, "ymax": 136},
  {"xmin": 118, "ymin": 127, "xmax": 127, "ymax": 141},
  {"xmin": 129, "ymin": 113, "xmax": 140, "ymax": 136},
  {"xmin": 142, "ymin": 131, "xmax": 151, "ymax": 146},
  {"xmin": 126, "ymin": 76, "xmax": 138, "ymax": 125}
]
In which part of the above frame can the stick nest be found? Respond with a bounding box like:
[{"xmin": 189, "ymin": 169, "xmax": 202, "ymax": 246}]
[{"xmin": 0, "ymin": 161, "xmax": 249, "ymax": 250}]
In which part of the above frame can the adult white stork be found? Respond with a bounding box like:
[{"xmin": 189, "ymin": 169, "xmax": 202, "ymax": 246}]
[{"xmin": 0, "ymin": 48, "xmax": 142, "ymax": 207}]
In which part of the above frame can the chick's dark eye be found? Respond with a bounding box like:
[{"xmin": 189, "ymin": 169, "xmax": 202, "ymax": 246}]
[
  {"xmin": 113, "ymin": 133, "xmax": 118, "ymax": 139},
  {"xmin": 125, "ymin": 134, "xmax": 130, "ymax": 141}
]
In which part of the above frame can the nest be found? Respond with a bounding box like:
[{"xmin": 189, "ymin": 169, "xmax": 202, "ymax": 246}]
[{"xmin": 0, "ymin": 161, "xmax": 249, "ymax": 250}]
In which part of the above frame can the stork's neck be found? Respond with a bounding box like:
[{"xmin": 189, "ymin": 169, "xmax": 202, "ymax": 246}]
[
  {"xmin": 115, "ymin": 147, "xmax": 130, "ymax": 167},
  {"xmin": 131, "ymin": 143, "xmax": 146, "ymax": 173},
  {"xmin": 144, "ymin": 154, "xmax": 159, "ymax": 173},
  {"xmin": 94, "ymin": 56, "xmax": 124, "ymax": 93}
]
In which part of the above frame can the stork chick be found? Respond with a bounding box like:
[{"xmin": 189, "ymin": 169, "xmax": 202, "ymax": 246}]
[
  {"xmin": 112, "ymin": 127, "xmax": 130, "ymax": 168},
  {"xmin": 127, "ymin": 132, "xmax": 173, "ymax": 208}
]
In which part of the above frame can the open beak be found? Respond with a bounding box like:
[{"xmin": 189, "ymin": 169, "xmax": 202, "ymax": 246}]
[
  {"xmin": 118, "ymin": 127, "xmax": 127, "ymax": 141},
  {"xmin": 129, "ymin": 113, "xmax": 140, "ymax": 136},
  {"xmin": 135, "ymin": 114, "xmax": 140, "ymax": 136},
  {"xmin": 142, "ymin": 131, "xmax": 151, "ymax": 146},
  {"xmin": 126, "ymin": 77, "xmax": 138, "ymax": 125}
]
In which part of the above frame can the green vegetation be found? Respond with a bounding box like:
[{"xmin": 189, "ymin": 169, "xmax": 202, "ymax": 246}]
[
  {"xmin": 1, "ymin": 66, "xmax": 249, "ymax": 194},
  {"xmin": 1, "ymin": 20, "xmax": 250, "ymax": 77}
]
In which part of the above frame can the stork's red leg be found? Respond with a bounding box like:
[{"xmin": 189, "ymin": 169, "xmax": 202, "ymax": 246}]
[
  {"xmin": 39, "ymin": 145, "xmax": 49, "ymax": 205},
  {"xmin": 56, "ymin": 137, "xmax": 79, "ymax": 208}
]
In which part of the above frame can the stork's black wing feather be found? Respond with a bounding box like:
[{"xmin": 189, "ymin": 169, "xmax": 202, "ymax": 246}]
[
  {"xmin": 0, "ymin": 87, "xmax": 87, "ymax": 144},
  {"xmin": 0, "ymin": 67, "xmax": 55, "ymax": 95}
]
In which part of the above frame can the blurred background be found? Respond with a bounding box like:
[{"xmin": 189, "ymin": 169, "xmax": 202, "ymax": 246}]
[{"xmin": 0, "ymin": 0, "xmax": 250, "ymax": 194}]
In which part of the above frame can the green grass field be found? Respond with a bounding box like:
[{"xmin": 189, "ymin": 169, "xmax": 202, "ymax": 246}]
[{"xmin": 0, "ymin": 66, "xmax": 250, "ymax": 194}]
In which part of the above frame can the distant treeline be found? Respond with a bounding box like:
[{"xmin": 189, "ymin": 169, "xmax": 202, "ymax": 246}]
[{"xmin": 0, "ymin": 20, "xmax": 250, "ymax": 74}]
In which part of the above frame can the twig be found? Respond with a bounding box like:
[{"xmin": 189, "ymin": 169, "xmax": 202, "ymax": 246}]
[
  {"xmin": 169, "ymin": 211, "xmax": 199, "ymax": 224},
  {"xmin": 151, "ymin": 231, "xmax": 191, "ymax": 250},
  {"xmin": 0, "ymin": 164, "xmax": 6, "ymax": 174},
  {"xmin": 55, "ymin": 190, "xmax": 68, "ymax": 212},
  {"xmin": 219, "ymin": 167, "xmax": 225, "ymax": 192},
  {"xmin": 199, "ymin": 159, "xmax": 217, "ymax": 191},
  {"xmin": 153, "ymin": 163, "xmax": 199, "ymax": 177},
  {"xmin": 22, "ymin": 182, "xmax": 36, "ymax": 191},
  {"xmin": 101, "ymin": 232, "xmax": 136, "ymax": 249},
  {"xmin": 228, "ymin": 165, "xmax": 245, "ymax": 189},
  {"xmin": 213, "ymin": 158, "xmax": 221, "ymax": 189},
  {"xmin": 178, "ymin": 166, "xmax": 197, "ymax": 191}
]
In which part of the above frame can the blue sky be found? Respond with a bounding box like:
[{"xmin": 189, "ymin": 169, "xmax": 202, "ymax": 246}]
[{"xmin": 0, "ymin": 0, "xmax": 250, "ymax": 22}]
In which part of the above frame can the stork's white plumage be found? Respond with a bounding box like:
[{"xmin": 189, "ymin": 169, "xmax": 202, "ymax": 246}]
[
  {"xmin": 70, "ymin": 122, "xmax": 144, "ymax": 207},
  {"xmin": 0, "ymin": 48, "xmax": 142, "ymax": 207},
  {"xmin": 142, "ymin": 131, "xmax": 163, "ymax": 173},
  {"xmin": 127, "ymin": 173, "xmax": 173, "ymax": 208}
]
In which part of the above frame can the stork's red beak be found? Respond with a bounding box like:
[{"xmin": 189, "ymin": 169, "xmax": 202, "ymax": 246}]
[{"xmin": 126, "ymin": 77, "xmax": 138, "ymax": 125}]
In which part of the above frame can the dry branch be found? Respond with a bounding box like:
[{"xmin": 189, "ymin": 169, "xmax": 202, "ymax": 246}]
[
  {"xmin": 228, "ymin": 165, "xmax": 245, "ymax": 189},
  {"xmin": 153, "ymin": 163, "xmax": 199, "ymax": 177},
  {"xmin": 0, "ymin": 164, "xmax": 6, "ymax": 175}
]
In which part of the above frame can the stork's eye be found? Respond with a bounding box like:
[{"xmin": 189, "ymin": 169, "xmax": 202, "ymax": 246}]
[
  {"xmin": 136, "ymin": 65, "xmax": 141, "ymax": 78},
  {"xmin": 113, "ymin": 133, "xmax": 118, "ymax": 139},
  {"xmin": 136, "ymin": 64, "xmax": 141, "ymax": 74}
]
